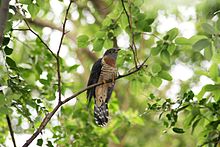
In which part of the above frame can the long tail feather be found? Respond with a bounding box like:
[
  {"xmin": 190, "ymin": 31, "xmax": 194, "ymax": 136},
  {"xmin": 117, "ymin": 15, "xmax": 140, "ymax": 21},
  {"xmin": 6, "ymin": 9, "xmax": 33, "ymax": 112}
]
[{"xmin": 94, "ymin": 102, "xmax": 109, "ymax": 126}]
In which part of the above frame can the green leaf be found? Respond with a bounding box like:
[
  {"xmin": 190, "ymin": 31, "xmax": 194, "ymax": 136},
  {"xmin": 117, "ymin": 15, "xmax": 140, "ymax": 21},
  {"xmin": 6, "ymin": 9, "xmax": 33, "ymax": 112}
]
[
  {"xmin": 189, "ymin": 35, "xmax": 207, "ymax": 44},
  {"xmin": 39, "ymin": 79, "xmax": 49, "ymax": 85},
  {"xmin": 206, "ymin": 120, "xmax": 220, "ymax": 130},
  {"xmin": 136, "ymin": 19, "xmax": 149, "ymax": 32},
  {"xmin": 151, "ymin": 46, "xmax": 162, "ymax": 56},
  {"xmin": 217, "ymin": 18, "xmax": 220, "ymax": 31},
  {"xmin": 143, "ymin": 25, "xmax": 151, "ymax": 32},
  {"xmin": 204, "ymin": 47, "xmax": 213, "ymax": 60},
  {"xmin": 67, "ymin": 64, "xmax": 80, "ymax": 72},
  {"xmin": 102, "ymin": 17, "xmax": 112, "ymax": 27},
  {"xmin": 8, "ymin": 12, "xmax": 13, "ymax": 21},
  {"xmin": 107, "ymin": 32, "xmax": 114, "ymax": 40},
  {"xmin": 110, "ymin": 133, "xmax": 120, "ymax": 144},
  {"xmin": 204, "ymin": 84, "xmax": 220, "ymax": 91},
  {"xmin": 184, "ymin": 107, "xmax": 199, "ymax": 127},
  {"xmin": 163, "ymin": 35, "xmax": 169, "ymax": 40},
  {"xmin": 28, "ymin": 4, "xmax": 40, "ymax": 18},
  {"xmin": 184, "ymin": 91, "xmax": 194, "ymax": 102},
  {"xmin": 192, "ymin": 39, "xmax": 210, "ymax": 51},
  {"xmin": 0, "ymin": 106, "xmax": 12, "ymax": 114},
  {"xmin": 0, "ymin": 93, "xmax": 6, "ymax": 107},
  {"xmin": 104, "ymin": 39, "xmax": 113, "ymax": 48},
  {"xmin": 195, "ymin": 69, "xmax": 209, "ymax": 76},
  {"xmin": 175, "ymin": 37, "xmax": 190, "ymax": 45},
  {"xmin": 37, "ymin": 139, "xmax": 43, "ymax": 146},
  {"xmin": 4, "ymin": 21, "xmax": 12, "ymax": 34},
  {"xmin": 93, "ymin": 39, "xmax": 104, "ymax": 51},
  {"xmin": 191, "ymin": 118, "xmax": 201, "ymax": 134},
  {"xmin": 2, "ymin": 37, "xmax": 10, "ymax": 46},
  {"xmin": 160, "ymin": 50, "xmax": 170, "ymax": 64},
  {"xmin": 209, "ymin": 63, "xmax": 219, "ymax": 81},
  {"xmin": 212, "ymin": 53, "xmax": 220, "ymax": 63},
  {"xmin": 167, "ymin": 43, "xmax": 176, "ymax": 55},
  {"xmin": 214, "ymin": 36, "xmax": 220, "ymax": 49},
  {"xmin": 46, "ymin": 140, "xmax": 53, "ymax": 147},
  {"xmin": 6, "ymin": 57, "xmax": 17, "ymax": 69},
  {"xmin": 4, "ymin": 46, "xmax": 13, "ymax": 55},
  {"xmin": 119, "ymin": 14, "xmax": 128, "ymax": 29},
  {"xmin": 202, "ymin": 23, "xmax": 215, "ymax": 34},
  {"xmin": 161, "ymin": 43, "xmax": 168, "ymax": 51},
  {"xmin": 172, "ymin": 127, "xmax": 185, "ymax": 134},
  {"xmin": 167, "ymin": 28, "xmax": 179, "ymax": 41},
  {"xmin": 158, "ymin": 71, "xmax": 172, "ymax": 81},
  {"xmin": 146, "ymin": 18, "xmax": 155, "ymax": 25},
  {"xmin": 133, "ymin": 0, "xmax": 144, "ymax": 6},
  {"xmin": 151, "ymin": 76, "xmax": 162, "ymax": 87},
  {"xmin": 77, "ymin": 35, "xmax": 89, "ymax": 48},
  {"xmin": 151, "ymin": 63, "xmax": 162, "ymax": 73},
  {"xmin": 132, "ymin": 116, "xmax": 144, "ymax": 125},
  {"xmin": 197, "ymin": 84, "xmax": 220, "ymax": 99},
  {"xmin": 95, "ymin": 31, "xmax": 105, "ymax": 39},
  {"xmin": 108, "ymin": 5, "xmax": 121, "ymax": 19},
  {"xmin": 20, "ymin": 0, "xmax": 32, "ymax": 4}
]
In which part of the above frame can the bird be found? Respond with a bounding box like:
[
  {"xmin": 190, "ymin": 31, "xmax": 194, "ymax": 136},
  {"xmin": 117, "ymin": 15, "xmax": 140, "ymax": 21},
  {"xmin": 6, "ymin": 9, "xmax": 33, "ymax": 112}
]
[{"xmin": 87, "ymin": 48, "xmax": 120, "ymax": 127}]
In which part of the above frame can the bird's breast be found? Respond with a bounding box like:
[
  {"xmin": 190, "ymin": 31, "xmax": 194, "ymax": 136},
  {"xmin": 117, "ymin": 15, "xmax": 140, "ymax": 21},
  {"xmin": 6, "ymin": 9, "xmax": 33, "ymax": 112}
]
[
  {"xmin": 100, "ymin": 58, "xmax": 117, "ymax": 81},
  {"xmin": 103, "ymin": 56, "xmax": 116, "ymax": 67}
]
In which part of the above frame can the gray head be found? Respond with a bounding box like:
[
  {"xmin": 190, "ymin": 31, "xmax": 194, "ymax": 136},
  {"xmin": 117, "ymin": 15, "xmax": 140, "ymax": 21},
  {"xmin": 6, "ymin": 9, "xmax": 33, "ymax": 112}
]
[{"xmin": 103, "ymin": 48, "xmax": 121, "ymax": 60}]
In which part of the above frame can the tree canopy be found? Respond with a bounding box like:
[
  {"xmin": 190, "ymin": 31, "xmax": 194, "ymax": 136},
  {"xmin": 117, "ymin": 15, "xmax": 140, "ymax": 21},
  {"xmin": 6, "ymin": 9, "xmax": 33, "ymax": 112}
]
[{"xmin": 0, "ymin": 0, "xmax": 220, "ymax": 146}]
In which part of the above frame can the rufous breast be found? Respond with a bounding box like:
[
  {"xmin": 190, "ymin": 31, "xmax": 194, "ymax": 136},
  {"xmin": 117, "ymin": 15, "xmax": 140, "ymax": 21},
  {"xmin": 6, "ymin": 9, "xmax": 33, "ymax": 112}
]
[{"xmin": 103, "ymin": 56, "xmax": 116, "ymax": 67}]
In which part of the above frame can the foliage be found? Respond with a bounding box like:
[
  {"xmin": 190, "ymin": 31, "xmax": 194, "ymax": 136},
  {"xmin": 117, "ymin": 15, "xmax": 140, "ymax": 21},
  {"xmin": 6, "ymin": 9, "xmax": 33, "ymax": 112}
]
[{"xmin": 0, "ymin": 0, "xmax": 220, "ymax": 146}]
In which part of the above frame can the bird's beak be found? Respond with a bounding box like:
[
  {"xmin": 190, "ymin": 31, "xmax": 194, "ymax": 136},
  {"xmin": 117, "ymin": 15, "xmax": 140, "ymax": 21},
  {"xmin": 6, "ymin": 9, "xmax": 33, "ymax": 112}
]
[{"xmin": 115, "ymin": 48, "xmax": 121, "ymax": 52}]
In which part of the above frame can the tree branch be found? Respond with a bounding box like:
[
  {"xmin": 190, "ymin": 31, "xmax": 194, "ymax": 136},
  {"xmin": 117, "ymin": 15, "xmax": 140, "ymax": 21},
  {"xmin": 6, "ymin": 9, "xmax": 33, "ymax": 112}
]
[
  {"xmin": 6, "ymin": 115, "xmax": 17, "ymax": 147},
  {"xmin": 57, "ymin": 1, "xmax": 73, "ymax": 103},
  {"xmin": 26, "ymin": 18, "xmax": 77, "ymax": 41},
  {"xmin": 21, "ymin": 20, "xmax": 58, "ymax": 59},
  {"xmin": 22, "ymin": 56, "xmax": 149, "ymax": 147},
  {"xmin": 121, "ymin": 0, "xmax": 139, "ymax": 68},
  {"xmin": 25, "ymin": 17, "xmax": 98, "ymax": 62},
  {"xmin": 0, "ymin": 0, "xmax": 10, "ymax": 46},
  {"xmin": 26, "ymin": 18, "xmax": 63, "ymax": 32}
]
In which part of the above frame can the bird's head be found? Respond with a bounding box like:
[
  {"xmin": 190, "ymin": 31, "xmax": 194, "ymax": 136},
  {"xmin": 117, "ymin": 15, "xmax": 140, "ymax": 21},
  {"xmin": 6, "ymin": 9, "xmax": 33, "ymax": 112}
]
[{"xmin": 103, "ymin": 48, "xmax": 121, "ymax": 60}]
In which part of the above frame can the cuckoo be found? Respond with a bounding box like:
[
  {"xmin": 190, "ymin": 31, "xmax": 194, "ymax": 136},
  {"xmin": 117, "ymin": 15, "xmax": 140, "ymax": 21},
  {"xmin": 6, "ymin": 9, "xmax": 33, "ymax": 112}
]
[{"xmin": 87, "ymin": 48, "xmax": 120, "ymax": 126}]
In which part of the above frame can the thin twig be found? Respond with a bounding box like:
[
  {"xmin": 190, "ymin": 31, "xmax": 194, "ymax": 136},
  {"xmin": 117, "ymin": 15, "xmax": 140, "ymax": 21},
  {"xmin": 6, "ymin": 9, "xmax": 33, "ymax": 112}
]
[
  {"xmin": 128, "ymin": 0, "xmax": 139, "ymax": 65},
  {"xmin": 56, "ymin": 1, "xmax": 73, "ymax": 103},
  {"xmin": 22, "ymin": 20, "xmax": 57, "ymax": 59},
  {"xmin": 6, "ymin": 115, "xmax": 17, "ymax": 147},
  {"xmin": 22, "ymin": 17, "xmax": 100, "ymax": 62},
  {"xmin": 22, "ymin": 56, "xmax": 149, "ymax": 147},
  {"xmin": 143, "ymin": 32, "xmax": 163, "ymax": 41},
  {"xmin": 121, "ymin": 0, "xmax": 138, "ymax": 68},
  {"xmin": 26, "ymin": 18, "xmax": 77, "ymax": 41},
  {"xmin": 12, "ymin": 28, "xmax": 29, "ymax": 31}
]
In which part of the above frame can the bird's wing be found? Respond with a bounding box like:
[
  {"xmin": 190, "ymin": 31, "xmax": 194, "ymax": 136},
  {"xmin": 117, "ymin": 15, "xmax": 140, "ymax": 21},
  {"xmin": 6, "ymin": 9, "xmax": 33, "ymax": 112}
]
[
  {"xmin": 106, "ymin": 86, "xmax": 114, "ymax": 103},
  {"xmin": 87, "ymin": 58, "xmax": 102, "ymax": 105}
]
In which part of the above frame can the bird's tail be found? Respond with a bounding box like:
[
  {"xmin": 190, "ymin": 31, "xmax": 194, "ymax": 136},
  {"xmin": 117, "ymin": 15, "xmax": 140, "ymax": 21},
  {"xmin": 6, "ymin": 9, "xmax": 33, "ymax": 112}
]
[{"xmin": 94, "ymin": 102, "xmax": 109, "ymax": 126}]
